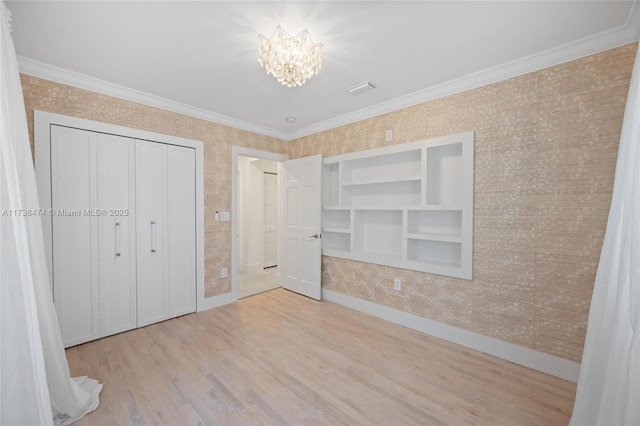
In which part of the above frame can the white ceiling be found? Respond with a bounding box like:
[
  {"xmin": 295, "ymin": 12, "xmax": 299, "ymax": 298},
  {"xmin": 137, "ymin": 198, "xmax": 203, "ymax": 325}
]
[{"xmin": 7, "ymin": 1, "xmax": 640, "ymax": 140}]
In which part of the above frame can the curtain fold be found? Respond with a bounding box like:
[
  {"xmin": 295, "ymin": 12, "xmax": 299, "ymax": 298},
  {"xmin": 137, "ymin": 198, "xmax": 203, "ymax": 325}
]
[
  {"xmin": 0, "ymin": 2, "xmax": 102, "ymax": 424},
  {"xmin": 570, "ymin": 42, "xmax": 640, "ymax": 425}
]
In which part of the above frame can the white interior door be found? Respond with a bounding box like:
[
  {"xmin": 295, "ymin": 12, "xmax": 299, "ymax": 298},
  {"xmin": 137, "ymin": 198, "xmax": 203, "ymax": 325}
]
[
  {"xmin": 282, "ymin": 155, "xmax": 322, "ymax": 300},
  {"xmin": 50, "ymin": 126, "xmax": 98, "ymax": 346},
  {"xmin": 136, "ymin": 140, "xmax": 168, "ymax": 327},
  {"xmin": 97, "ymin": 133, "xmax": 136, "ymax": 338},
  {"xmin": 50, "ymin": 128, "xmax": 137, "ymax": 346},
  {"xmin": 263, "ymin": 172, "xmax": 278, "ymax": 268},
  {"xmin": 167, "ymin": 145, "xmax": 196, "ymax": 317}
]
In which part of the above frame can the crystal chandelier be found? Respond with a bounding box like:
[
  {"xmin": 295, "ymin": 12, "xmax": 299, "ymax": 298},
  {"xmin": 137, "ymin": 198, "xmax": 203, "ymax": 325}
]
[{"xmin": 258, "ymin": 26, "xmax": 322, "ymax": 88}]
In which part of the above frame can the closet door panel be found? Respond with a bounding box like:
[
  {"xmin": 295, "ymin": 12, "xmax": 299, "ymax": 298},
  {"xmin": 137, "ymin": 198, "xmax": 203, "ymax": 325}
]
[
  {"xmin": 50, "ymin": 126, "xmax": 99, "ymax": 346},
  {"xmin": 136, "ymin": 140, "xmax": 168, "ymax": 327},
  {"xmin": 167, "ymin": 145, "xmax": 196, "ymax": 317},
  {"xmin": 97, "ymin": 134, "xmax": 137, "ymax": 337}
]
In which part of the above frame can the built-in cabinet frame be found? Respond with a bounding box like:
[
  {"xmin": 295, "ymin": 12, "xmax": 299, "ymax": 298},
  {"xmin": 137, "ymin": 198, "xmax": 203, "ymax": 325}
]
[{"xmin": 322, "ymin": 131, "xmax": 474, "ymax": 279}]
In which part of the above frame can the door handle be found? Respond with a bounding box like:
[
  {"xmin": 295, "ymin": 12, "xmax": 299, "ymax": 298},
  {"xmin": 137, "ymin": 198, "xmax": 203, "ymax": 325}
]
[
  {"xmin": 115, "ymin": 221, "xmax": 121, "ymax": 257},
  {"xmin": 309, "ymin": 233, "xmax": 321, "ymax": 239},
  {"xmin": 150, "ymin": 220, "xmax": 156, "ymax": 253}
]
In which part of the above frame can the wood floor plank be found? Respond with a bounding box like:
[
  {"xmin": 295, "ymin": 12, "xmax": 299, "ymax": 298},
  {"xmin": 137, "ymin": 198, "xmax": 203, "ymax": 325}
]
[{"xmin": 69, "ymin": 289, "xmax": 576, "ymax": 425}]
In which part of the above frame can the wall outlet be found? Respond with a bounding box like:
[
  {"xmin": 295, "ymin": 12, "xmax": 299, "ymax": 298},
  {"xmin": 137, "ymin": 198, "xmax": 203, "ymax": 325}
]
[
  {"xmin": 394, "ymin": 278, "xmax": 402, "ymax": 291},
  {"xmin": 220, "ymin": 211, "xmax": 230, "ymax": 221},
  {"xmin": 221, "ymin": 267, "xmax": 228, "ymax": 278},
  {"xmin": 385, "ymin": 129, "xmax": 393, "ymax": 142}
]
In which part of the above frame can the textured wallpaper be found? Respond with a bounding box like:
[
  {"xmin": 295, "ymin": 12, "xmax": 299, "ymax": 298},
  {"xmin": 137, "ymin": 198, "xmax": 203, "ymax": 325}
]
[
  {"xmin": 21, "ymin": 75, "xmax": 288, "ymax": 298},
  {"xmin": 288, "ymin": 43, "xmax": 636, "ymax": 362},
  {"xmin": 21, "ymin": 42, "xmax": 635, "ymax": 362}
]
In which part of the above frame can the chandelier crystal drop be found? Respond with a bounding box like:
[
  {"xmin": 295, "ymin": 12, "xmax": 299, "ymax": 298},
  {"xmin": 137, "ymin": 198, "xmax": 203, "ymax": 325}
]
[{"xmin": 259, "ymin": 26, "xmax": 322, "ymax": 88}]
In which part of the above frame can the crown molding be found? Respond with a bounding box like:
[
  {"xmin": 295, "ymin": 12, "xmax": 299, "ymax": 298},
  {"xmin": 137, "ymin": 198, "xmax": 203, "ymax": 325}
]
[
  {"xmin": 288, "ymin": 6, "xmax": 640, "ymax": 140},
  {"xmin": 18, "ymin": 2, "xmax": 640, "ymax": 142},
  {"xmin": 17, "ymin": 57, "xmax": 290, "ymax": 140}
]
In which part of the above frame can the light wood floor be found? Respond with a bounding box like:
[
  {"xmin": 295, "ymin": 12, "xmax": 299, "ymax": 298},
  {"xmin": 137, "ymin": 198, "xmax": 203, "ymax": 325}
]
[
  {"xmin": 237, "ymin": 267, "xmax": 280, "ymax": 299},
  {"xmin": 67, "ymin": 289, "xmax": 576, "ymax": 425}
]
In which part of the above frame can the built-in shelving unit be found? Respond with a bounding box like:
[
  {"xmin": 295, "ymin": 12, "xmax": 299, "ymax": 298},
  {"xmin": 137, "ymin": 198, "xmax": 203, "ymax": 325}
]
[{"xmin": 321, "ymin": 131, "xmax": 474, "ymax": 279}]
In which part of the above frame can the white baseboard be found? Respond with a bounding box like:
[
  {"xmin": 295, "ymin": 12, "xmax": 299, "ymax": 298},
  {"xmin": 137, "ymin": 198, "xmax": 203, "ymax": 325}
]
[
  {"xmin": 322, "ymin": 289, "xmax": 580, "ymax": 382},
  {"xmin": 198, "ymin": 292, "xmax": 235, "ymax": 312}
]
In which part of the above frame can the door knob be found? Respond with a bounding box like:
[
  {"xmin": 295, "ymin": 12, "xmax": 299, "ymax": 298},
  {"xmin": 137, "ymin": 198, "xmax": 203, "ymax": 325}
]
[{"xmin": 309, "ymin": 233, "xmax": 321, "ymax": 239}]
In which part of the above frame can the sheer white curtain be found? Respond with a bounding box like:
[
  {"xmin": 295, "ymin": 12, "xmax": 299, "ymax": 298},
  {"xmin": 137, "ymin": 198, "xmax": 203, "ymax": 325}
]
[
  {"xmin": 0, "ymin": 2, "xmax": 101, "ymax": 425},
  {"xmin": 570, "ymin": 43, "xmax": 640, "ymax": 425}
]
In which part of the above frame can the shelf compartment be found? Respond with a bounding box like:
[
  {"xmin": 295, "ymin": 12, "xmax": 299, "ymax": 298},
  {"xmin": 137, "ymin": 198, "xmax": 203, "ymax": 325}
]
[
  {"xmin": 323, "ymin": 163, "xmax": 340, "ymax": 206},
  {"xmin": 407, "ymin": 210, "xmax": 462, "ymax": 237},
  {"xmin": 407, "ymin": 239, "xmax": 461, "ymax": 267},
  {"xmin": 322, "ymin": 209, "xmax": 351, "ymax": 230},
  {"xmin": 323, "ymin": 232, "xmax": 351, "ymax": 252},
  {"xmin": 353, "ymin": 210, "xmax": 402, "ymax": 257},
  {"xmin": 426, "ymin": 142, "xmax": 463, "ymax": 206},
  {"xmin": 343, "ymin": 180, "xmax": 421, "ymax": 206},
  {"xmin": 342, "ymin": 149, "xmax": 422, "ymax": 182}
]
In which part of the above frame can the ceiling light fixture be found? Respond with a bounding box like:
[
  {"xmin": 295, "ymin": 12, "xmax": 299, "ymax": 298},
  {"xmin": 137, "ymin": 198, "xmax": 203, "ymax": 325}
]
[{"xmin": 259, "ymin": 25, "xmax": 322, "ymax": 88}]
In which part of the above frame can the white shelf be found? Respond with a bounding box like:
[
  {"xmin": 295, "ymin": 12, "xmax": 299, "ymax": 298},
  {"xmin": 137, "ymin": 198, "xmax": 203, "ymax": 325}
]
[
  {"xmin": 407, "ymin": 233, "xmax": 462, "ymax": 243},
  {"xmin": 342, "ymin": 175, "xmax": 422, "ymax": 186},
  {"xmin": 407, "ymin": 257, "xmax": 461, "ymax": 268},
  {"xmin": 323, "ymin": 227, "xmax": 351, "ymax": 234},
  {"xmin": 321, "ymin": 131, "xmax": 474, "ymax": 279},
  {"xmin": 418, "ymin": 205, "xmax": 464, "ymax": 211},
  {"xmin": 322, "ymin": 205, "xmax": 350, "ymax": 210},
  {"xmin": 322, "ymin": 248, "xmax": 352, "ymax": 257}
]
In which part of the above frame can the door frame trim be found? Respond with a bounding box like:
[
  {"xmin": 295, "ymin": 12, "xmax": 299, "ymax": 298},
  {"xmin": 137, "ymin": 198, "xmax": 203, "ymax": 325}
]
[{"xmin": 231, "ymin": 146, "xmax": 288, "ymax": 301}]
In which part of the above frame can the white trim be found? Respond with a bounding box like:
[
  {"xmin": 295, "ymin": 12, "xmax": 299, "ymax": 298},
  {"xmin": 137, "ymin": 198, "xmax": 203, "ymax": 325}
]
[
  {"xmin": 231, "ymin": 146, "xmax": 288, "ymax": 303},
  {"xmin": 34, "ymin": 111, "xmax": 207, "ymax": 315},
  {"xmin": 18, "ymin": 8, "xmax": 640, "ymax": 141},
  {"xmin": 322, "ymin": 288, "xmax": 581, "ymax": 382},
  {"xmin": 19, "ymin": 57, "xmax": 288, "ymax": 140}
]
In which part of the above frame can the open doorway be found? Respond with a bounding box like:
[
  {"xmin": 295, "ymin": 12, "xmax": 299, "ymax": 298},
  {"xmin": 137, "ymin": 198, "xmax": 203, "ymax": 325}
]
[
  {"xmin": 237, "ymin": 155, "xmax": 280, "ymax": 298},
  {"xmin": 231, "ymin": 147, "xmax": 288, "ymax": 300}
]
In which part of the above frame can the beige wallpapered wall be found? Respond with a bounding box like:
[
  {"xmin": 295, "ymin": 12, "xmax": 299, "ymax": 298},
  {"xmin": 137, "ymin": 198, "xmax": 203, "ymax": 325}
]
[
  {"xmin": 21, "ymin": 42, "xmax": 635, "ymax": 362},
  {"xmin": 288, "ymin": 43, "xmax": 636, "ymax": 362},
  {"xmin": 20, "ymin": 74, "xmax": 288, "ymax": 298}
]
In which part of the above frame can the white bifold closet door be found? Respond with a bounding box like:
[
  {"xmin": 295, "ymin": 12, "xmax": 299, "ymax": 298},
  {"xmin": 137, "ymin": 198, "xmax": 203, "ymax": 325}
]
[
  {"xmin": 136, "ymin": 141, "xmax": 196, "ymax": 327},
  {"xmin": 50, "ymin": 127, "xmax": 196, "ymax": 347},
  {"xmin": 51, "ymin": 126, "xmax": 136, "ymax": 347}
]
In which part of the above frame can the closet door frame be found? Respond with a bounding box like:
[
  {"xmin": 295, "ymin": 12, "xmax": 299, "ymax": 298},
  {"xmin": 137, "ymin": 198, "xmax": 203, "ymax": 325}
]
[{"xmin": 34, "ymin": 111, "xmax": 205, "ymax": 312}]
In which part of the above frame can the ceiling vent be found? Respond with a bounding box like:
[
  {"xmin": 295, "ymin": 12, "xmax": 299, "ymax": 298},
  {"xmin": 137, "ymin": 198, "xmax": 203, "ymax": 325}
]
[{"xmin": 346, "ymin": 80, "xmax": 376, "ymax": 96}]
